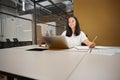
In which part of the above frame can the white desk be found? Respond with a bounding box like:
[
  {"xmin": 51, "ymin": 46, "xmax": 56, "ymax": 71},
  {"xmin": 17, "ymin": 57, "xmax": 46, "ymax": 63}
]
[
  {"xmin": 68, "ymin": 54, "xmax": 120, "ymax": 80},
  {"xmin": 0, "ymin": 45, "xmax": 86, "ymax": 80},
  {"xmin": 0, "ymin": 45, "xmax": 120, "ymax": 80}
]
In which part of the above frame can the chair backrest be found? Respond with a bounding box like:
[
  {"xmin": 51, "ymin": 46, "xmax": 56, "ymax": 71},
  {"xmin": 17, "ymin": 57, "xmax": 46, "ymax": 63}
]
[
  {"xmin": 6, "ymin": 38, "xmax": 13, "ymax": 48},
  {"xmin": 13, "ymin": 38, "xmax": 20, "ymax": 47},
  {"xmin": 81, "ymin": 34, "xmax": 88, "ymax": 46}
]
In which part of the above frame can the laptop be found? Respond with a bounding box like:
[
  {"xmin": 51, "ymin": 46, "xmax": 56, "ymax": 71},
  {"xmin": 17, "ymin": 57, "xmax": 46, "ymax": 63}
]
[{"xmin": 43, "ymin": 36, "xmax": 69, "ymax": 50}]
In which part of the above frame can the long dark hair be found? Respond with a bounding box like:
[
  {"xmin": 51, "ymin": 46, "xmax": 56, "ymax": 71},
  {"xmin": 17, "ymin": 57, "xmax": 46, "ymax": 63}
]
[{"xmin": 66, "ymin": 16, "xmax": 81, "ymax": 37}]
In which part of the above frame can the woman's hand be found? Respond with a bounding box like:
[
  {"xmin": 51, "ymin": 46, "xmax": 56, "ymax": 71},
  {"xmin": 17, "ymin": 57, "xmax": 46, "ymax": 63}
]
[
  {"xmin": 83, "ymin": 39, "xmax": 96, "ymax": 48},
  {"xmin": 88, "ymin": 42, "xmax": 96, "ymax": 48}
]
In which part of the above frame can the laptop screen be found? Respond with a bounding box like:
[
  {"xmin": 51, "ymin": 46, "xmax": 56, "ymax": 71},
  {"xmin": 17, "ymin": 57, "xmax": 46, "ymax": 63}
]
[{"xmin": 43, "ymin": 36, "xmax": 69, "ymax": 50}]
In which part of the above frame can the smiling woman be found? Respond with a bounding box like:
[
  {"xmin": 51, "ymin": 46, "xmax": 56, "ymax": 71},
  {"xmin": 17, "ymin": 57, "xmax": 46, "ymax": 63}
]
[{"xmin": 61, "ymin": 15, "xmax": 95, "ymax": 48}]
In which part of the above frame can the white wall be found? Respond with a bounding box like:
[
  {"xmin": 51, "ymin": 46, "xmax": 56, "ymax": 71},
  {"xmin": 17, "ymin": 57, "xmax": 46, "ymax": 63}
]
[{"xmin": 37, "ymin": 22, "xmax": 56, "ymax": 36}]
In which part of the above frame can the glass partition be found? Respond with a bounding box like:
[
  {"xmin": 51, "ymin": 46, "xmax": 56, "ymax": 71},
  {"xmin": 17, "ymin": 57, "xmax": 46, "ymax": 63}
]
[
  {"xmin": 0, "ymin": 13, "xmax": 32, "ymax": 48},
  {"xmin": 0, "ymin": 0, "xmax": 74, "ymax": 47}
]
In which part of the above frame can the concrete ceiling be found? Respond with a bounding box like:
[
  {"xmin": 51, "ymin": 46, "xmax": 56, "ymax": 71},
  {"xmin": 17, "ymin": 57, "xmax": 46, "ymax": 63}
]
[
  {"xmin": 13, "ymin": 0, "xmax": 73, "ymax": 16},
  {"xmin": 0, "ymin": 0, "xmax": 73, "ymax": 26}
]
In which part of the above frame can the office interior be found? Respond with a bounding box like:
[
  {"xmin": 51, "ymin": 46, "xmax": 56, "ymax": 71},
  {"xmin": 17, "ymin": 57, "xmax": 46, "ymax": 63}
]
[
  {"xmin": 0, "ymin": 0, "xmax": 120, "ymax": 80},
  {"xmin": 0, "ymin": 0, "xmax": 74, "ymax": 48},
  {"xmin": 0, "ymin": 0, "xmax": 120, "ymax": 48}
]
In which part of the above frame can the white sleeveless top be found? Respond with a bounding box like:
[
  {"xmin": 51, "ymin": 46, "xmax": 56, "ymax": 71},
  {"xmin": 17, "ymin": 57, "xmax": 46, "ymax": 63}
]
[{"xmin": 61, "ymin": 31, "xmax": 88, "ymax": 48}]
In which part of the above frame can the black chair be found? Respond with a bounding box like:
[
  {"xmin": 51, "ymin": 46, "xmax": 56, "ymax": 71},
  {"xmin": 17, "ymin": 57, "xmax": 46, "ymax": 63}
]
[
  {"xmin": 0, "ymin": 42, "xmax": 4, "ymax": 49},
  {"xmin": 13, "ymin": 38, "xmax": 20, "ymax": 47},
  {"xmin": 81, "ymin": 42, "xmax": 87, "ymax": 46},
  {"xmin": 5, "ymin": 38, "xmax": 13, "ymax": 48}
]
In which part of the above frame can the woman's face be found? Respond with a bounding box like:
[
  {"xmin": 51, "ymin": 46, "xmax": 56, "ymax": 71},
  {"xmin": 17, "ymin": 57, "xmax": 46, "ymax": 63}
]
[{"xmin": 68, "ymin": 17, "xmax": 76, "ymax": 29}]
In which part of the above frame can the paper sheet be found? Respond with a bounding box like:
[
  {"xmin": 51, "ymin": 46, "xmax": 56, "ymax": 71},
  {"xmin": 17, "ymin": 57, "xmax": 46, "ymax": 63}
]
[
  {"xmin": 68, "ymin": 46, "xmax": 120, "ymax": 56},
  {"xmin": 91, "ymin": 48, "xmax": 120, "ymax": 56},
  {"xmin": 74, "ymin": 46, "xmax": 89, "ymax": 50}
]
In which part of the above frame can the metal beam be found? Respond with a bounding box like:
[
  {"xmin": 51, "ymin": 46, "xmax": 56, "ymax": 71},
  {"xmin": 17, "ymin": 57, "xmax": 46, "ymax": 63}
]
[
  {"xmin": 33, "ymin": 0, "xmax": 37, "ymax": 44},
  {"xmin": 30, "ymin": 0, "xmax": 66, "ymax": 26},
  {"xmin": 0, "ymin": 2, "xmax": 16, "ymax": 9},
  {"xmin": 48, "ymin": 0, "xmax": 68, "ymax": 16},
  {"xmin": 37, "ymin": 3, "xmax": 67, "ymax": 21},
  {"xmin": 35, "ymin": 0, "xmax": 47, "ymax": 3},
  {"xmin": 30, "ymin": 0, "xmax": 67, "ymax": 20}
]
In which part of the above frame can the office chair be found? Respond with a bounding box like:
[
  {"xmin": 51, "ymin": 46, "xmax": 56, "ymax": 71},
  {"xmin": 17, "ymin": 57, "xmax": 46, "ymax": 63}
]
[
  {"xmin": 13, "ymin": 38, "xmax": 20, "ymax": 47},
  {"xmin": 81, "ymin": 42, "xmax": 87, "ymax": 46},
  {"xmin": 0, "ymin": 42, "xmax": 4, "ymax": 49},
  {"xmin": 6, "ymin": 38, "xmax": 13, "ymax": 48},
  {"xmin": 81, "ymin": 34, "xmax": 88, "ymax": 46}
]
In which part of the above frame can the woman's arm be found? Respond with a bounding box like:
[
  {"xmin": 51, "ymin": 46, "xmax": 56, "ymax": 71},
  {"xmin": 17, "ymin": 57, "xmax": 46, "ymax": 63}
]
[{"xmin": 83, "ymin": 39, "xmax": 95, "ymax": 48}]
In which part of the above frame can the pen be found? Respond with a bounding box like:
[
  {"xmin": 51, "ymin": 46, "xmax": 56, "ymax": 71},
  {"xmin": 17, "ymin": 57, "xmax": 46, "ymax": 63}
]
[
  {"xmin": 89, "ymin": 36, "xmax": 98, "ymax": 53},
  {"xmin": 92, "ymin": 36, "xmax": 98, "ymax": 42}
]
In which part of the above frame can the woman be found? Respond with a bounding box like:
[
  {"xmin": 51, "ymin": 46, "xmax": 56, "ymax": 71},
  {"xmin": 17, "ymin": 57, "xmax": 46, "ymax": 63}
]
[{"xmin": 61, "ymin": 16, "xmax": 95, "ymax": 48}]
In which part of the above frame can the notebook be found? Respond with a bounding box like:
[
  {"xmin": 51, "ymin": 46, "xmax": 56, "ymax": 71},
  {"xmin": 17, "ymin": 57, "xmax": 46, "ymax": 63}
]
[{"xmin": 43, "ymin": 36, "xmax": 69, "ymax": 50}]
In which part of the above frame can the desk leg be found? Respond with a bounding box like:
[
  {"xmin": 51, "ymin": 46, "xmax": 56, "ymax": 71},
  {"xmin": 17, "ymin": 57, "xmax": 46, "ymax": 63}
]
[
  {"xmin": 7, "ymin": 76, "xmax": 14, "ymax": 80},
  {"xmin": 0, "ymin": 71, "xmax": 35, "ymax": 80}
]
